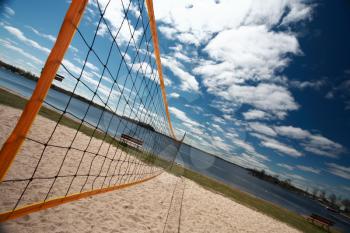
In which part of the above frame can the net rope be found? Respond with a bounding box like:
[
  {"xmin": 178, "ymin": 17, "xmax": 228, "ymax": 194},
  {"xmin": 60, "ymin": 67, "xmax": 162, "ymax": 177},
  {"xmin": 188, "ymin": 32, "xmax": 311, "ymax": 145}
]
[{"xmin": 0, "ymin": 0, "xmax": 180, "ymax": 219}]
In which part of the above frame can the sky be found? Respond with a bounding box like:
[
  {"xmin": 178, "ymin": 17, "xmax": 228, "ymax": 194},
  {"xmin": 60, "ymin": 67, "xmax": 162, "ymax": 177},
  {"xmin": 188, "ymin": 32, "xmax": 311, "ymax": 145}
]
[{"xmin": 0, "ymin": 0, "xmax": 349, "ymax": 198}]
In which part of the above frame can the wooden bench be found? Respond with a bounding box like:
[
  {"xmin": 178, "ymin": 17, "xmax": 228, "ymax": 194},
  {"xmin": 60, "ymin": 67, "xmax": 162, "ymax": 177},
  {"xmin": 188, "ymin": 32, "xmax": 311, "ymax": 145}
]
[
  {"xmin": 121, "ymin": 134, "xmax": 143, "ymax": 149},
  {"xmin": 55, "ymin": 74, "xmax": 65, "ymax": 82},
  {"xmin": 307, "ymin": 214, "xmax": 334, "ymax": 231}
]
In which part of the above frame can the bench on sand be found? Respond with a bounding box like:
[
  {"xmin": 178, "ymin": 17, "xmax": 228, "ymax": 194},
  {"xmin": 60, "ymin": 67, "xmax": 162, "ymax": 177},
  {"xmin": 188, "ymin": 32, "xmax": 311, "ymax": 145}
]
[
  {"xmin": 121, "ymin": 134, "xmax": 143, "ymax": 149},
  {"xmin": 55, "ymin": 74, "xmax": 65, "ymax": 82},
  {"xmin": 306, "ymin": 213, "xmax": 334, "ymax": 231}
]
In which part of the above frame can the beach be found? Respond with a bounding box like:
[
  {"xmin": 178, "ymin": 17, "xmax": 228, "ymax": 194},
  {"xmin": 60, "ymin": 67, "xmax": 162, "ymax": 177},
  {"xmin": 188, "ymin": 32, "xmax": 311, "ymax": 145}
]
[{"xmin": 0, "ymin": 104, "xmax": 300, "ymax": 233}]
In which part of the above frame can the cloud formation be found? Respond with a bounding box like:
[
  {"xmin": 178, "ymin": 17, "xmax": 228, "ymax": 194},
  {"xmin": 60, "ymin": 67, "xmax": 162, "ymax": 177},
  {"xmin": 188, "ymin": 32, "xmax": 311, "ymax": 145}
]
[
  {"xmin": 4, "ymin": 25, "xmax": 51, "ymax": 54},
  {"xmin": 88, "ymin": 0, "xmax": 142, "ymax": 44},
  {"xmin": 243, "ymin": 109, "xmax": 270, "ymax": 120},
  {"xmin": 169, "ymin": 92, "xmax": 180, "ymax": 98},
  {"xmin": 3, "ymin": 5, "xmax": 15, "ymax": 17},
  {"xmin": 250, "ymin": 124, "xmax": 345, "ymax": 158},
  {"xmin": 326, "ymin": 163, "xmax": 350, "ymax": 180},
  {"xmin": 155, "ymin": 0, "xmax": 312, "ymax": 119},
  {"xmin": 277, "ymin": 163, "xmax": 294, "ymax": 171},
  {"xmin": 261, "ymin": 138, "xmax": 302, "ymax": 157},
  {"xmin": 0, "ymin": 38, "xmax": 42, "ymax": 64},
  {"xmin": 26, "ymin": 26, "xmax": 56, "ymax": 42},
  {"xmin": 161, "ymin": 56, "xmax": 199, "ymax": 92},
  {"xmin": 296, "ymin": 165, "xmax": 320, "ymax": 174}
]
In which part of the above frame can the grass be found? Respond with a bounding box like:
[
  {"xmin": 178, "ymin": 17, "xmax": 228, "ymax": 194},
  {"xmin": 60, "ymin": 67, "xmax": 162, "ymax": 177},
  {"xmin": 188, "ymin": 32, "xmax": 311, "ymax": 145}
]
[{"xmin": 0, "ymin": 88, "xmax": 341, "ymax": 233}]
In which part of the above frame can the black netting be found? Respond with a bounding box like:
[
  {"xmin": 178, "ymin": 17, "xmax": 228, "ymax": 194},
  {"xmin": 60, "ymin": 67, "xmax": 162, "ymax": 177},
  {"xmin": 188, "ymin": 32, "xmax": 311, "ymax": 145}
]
[{"xmin": 0, "ymin": 0, "xmax": 181, "ymax": 215}]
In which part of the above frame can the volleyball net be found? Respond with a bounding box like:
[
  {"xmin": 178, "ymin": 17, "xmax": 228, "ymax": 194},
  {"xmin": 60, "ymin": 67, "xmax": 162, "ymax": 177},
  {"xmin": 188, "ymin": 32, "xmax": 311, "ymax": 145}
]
[{"xmin": 0, "ymin": 0, "xmax": 181, "ymax": 221}]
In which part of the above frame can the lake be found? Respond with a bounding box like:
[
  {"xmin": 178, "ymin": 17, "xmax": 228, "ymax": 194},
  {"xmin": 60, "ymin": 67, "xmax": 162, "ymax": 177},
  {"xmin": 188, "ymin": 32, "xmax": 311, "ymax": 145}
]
[{"xmin": 0, "ymin": 68, "xmax": 349, "ymax": 232}]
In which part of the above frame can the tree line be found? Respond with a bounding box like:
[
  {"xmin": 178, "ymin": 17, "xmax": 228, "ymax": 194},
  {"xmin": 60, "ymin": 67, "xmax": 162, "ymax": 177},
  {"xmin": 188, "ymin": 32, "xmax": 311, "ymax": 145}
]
[{"xmin": 248, "ymin": 168, "xmax": 350, "ymax": 214}]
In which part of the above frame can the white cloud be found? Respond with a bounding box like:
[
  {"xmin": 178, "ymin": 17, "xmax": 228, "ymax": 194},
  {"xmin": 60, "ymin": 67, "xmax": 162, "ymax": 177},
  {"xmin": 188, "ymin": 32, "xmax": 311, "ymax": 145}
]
[
  {"xmin": 274, "ymin": 125, "xmax": 311, "ymax": 139},
  {"xmin": 62, "ymin": 59, "xmax": 82, "ymax": 76},
  {"xmin": 73, "ymin": 57, "xmax": 99, "ymax": 72},
  {"xmin": 154, "ymin": 0, "xmax": 312, "ymax": 120},
  {"xmin": 4, "ymin": 6, "xmax": 15, "ymax": 17},
  {"xmin": 209, "ymin": 99, "xmax": 241, "ymax": 114},
  {"xmin": 212, "ymin": 116, "xmax": 225, "ymax": 124},
  {"xmin": 184, "ymin": 104, "xmax": 204, "ymax": 114},
  {"xmin": 206, "ymin": 83, "xmax": 298, "ymax": 119},
  {"xmin": 211, "ymin": 136, "xmax": 232, "ymax": 151},
  {"xmin": 290, "ymin": 80, "xmax": 326, "ymax": 90},
  {"xmin": 154, "ymin": 0, "xmax": 312, "ymax": 45},
  {"xmin": 326, "ymin": 163, "xmax": 350, "ymax": 180},
  {"xmin": 81, "ymin": 73, "xmax": 118, "ymax": 101},
  {"xmin": 193, "ymin": 25, "xmax": 301, "ymax": 119},
  {"xmin": 261, "ymin": 138, "xmax": 302, "ymax": 157},
  {"xmin": 26, "ymin": 26, "xmax": 56, "ymax": 42},
  {"xmin": 253, "ymin": 124, "xmax": 345, "ymax": 158},
  {"xmin": 161, "ymin": 56, "xmax": 199, "ymax": 92},
  {"xmin": 122, "ymin": 55, "xmax": 160, "ymax": 85},
  {"xmin": 280, "ymin": 1, "xmax": 313, "ymax": 25},
  {"xmin": 233, "ymin": 139, "xmax": 254, "ymax": 153},
  {"xmin": 303, "ymin": 135, "xmax": 345, "ymax": 158},
  {"xmin": 200, "ymin": 25, "xmax": 300, "ymax": 82},
  {"xmin": 277, "ymin": 163, "xmax": 294, "ymax": 171},
  {"xmin": 225, "ymin": 152, "xmax": 269, "ymax": 171},
  {"xmin": 173, "ymin": 51, "xmax": 191, "ymax": 63},
  {"xmin": 223, "ymin": 114, "xmax": 234, "ymax": 121},
  {"xmin": 249, "ymin": 122, "xmax": 277, "ymax": 137},
  {"xmin": 159, "ymin": 26, "xmax": 177, "ymax": 39},
  {"xmin": 27, "ymin": 25, "xmax": 82, "ymax": 53},
  {"xmin": 230, "ymin": 137, "xmax": 270, "ymax": 162},
  {"xmin": 243, "ymin": 109, "xmax": 269, "ymax": 120},
  {"xmin": 85, "ymin": 62, "xmax": 99, "ymax": 72},
  {"xmin": 296, "ymin": 165, "xmax": 320, "ymax": 174},
  {"xmin": 169, "ymin": 106, "xmax": 200, "ymax": 128},
  {"xmin": 212, "ymin": 124, "xmax": 223, "ymax": 133},
  {"xmin": 0, "ymin": 38, "xmax": 42, "ymax": 64},
  {"xmin": 176, "ymin": 32, "xmax": 201, "ymax": 46},
  {"xmin": 131, "ymin": 61, "xmax": 158, "ymax": 82},
  {"xmin": 4, "ymin": 25, "xmax": 51, "ymax": 54},
  {"xmin": 169, "ymin": 92, "xmax": 180, "ymax": 98},
  {"xmin": 96, "ymin": 23, "xmax": 108, "ymax": 37},
  {"xmin": 89, "ymin": 0, "xmax": 142, "ymax": 44},
  {"xmin": 164, "ymin": 76, "xmax": 172, "ymax": 86}
]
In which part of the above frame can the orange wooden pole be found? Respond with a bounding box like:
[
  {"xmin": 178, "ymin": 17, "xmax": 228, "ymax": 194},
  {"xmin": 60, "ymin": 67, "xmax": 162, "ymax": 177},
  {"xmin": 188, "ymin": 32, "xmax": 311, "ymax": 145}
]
[
  {"xmin": 145, "ymin": 0, "xmax": 177, "ymax": 140},
  {"xmin": 0, "ymin": 0, "xmax": 88, "ymax": 181},
  {"xmin": 0, "ymin": 173, "xmax": 160, "ymax": 222}
]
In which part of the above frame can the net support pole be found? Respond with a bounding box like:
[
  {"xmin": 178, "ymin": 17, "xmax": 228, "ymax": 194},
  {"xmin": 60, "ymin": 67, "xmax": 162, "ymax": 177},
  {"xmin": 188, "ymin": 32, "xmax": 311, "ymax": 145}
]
[
  {"xmin": 0, "ymin": 0, "xmax": 88, "ymax": 181},
  {"xmin": 145, "ymin": 0, "xmax": 177, "ymax": 140}
]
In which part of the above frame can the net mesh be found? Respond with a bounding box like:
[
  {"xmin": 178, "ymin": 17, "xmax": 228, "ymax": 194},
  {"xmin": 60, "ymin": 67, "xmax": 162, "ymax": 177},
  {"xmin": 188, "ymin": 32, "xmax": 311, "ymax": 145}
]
[{"xmin": 0, "ymin": 0, "xmax": 180, "ymax": 217}]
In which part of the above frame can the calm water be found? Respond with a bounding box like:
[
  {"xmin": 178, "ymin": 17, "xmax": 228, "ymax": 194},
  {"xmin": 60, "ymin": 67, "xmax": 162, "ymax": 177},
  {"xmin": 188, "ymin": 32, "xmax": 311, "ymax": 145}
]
[{"xmin": 0, "ymin": 68, "xmax": 349, "ymax": 232}]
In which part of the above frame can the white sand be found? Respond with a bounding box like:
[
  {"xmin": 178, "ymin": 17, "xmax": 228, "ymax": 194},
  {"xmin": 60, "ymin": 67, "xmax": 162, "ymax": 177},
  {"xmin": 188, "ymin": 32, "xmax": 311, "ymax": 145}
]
[{"xmin": 0, "ymin": 105, "xmax": 300, "ymax": 233}]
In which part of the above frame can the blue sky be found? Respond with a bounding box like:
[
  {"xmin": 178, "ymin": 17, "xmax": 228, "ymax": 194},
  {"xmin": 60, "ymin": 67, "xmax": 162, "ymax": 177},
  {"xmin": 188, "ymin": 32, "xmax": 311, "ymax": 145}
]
[{"xmin": 0, "ymin": 0, "xmax": 349, "ymax": 198}]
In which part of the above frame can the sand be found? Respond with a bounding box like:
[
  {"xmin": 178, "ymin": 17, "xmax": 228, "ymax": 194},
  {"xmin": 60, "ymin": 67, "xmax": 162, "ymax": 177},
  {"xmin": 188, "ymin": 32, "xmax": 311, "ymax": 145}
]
[{"xmin": 0, "ymin": 105, "xmax": 300, "ymax": 233}]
